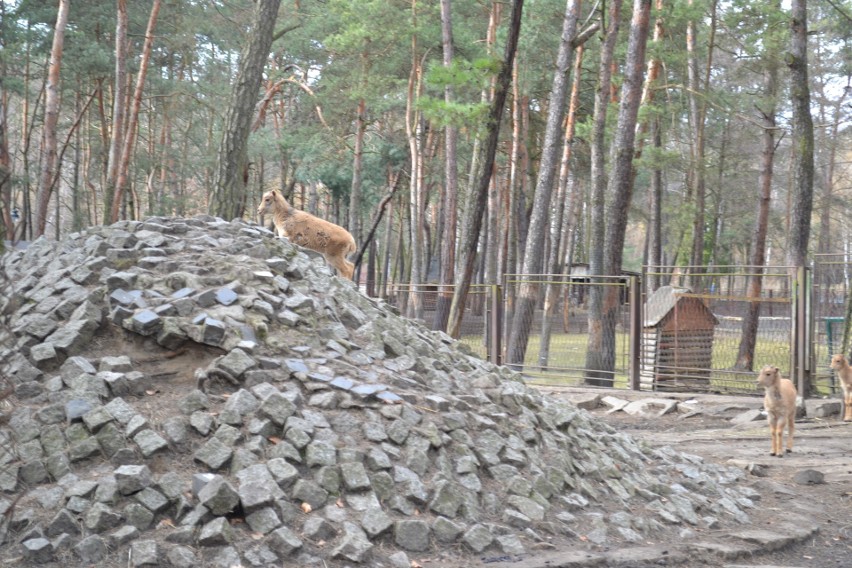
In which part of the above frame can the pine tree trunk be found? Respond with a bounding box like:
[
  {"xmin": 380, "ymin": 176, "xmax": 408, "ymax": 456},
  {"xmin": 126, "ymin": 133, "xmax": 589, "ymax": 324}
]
[
  {"xmin": 538, "ymin": 45, "xmax": 585, "ymax": 368},
  {"xmin": 111, "ymin": 0, "xmax": 161, "ymax": 223},
  {"xmin": 447, "ymin": 0, "xmax": 524, "ymax": 339},
  {"xmin": 34, "ymin": 0, "xmax": 70, "ymax": 237},
  {"xmin": 433, "ymin": 0, "xmax": 459, "ymax": 332},
  {"xmin": 786, "ymin": 0, "xmax": 815, "ymax": 270},
  {"xmin": 210, "ymin": 0, "xmax": 282, "ymax": 220},
  {"xmin": 686, "ymin": 0, "xmax": 707, "ymax": 283},
  {"xmin": 406, "ymin": 57, "xmax": 425, "ymax": 320},
  {"xmin": 736, "ymin": 29, "xmax": 778, "ymax": 371},
  {"xmin": 584, "ymin": 0, "xmax": 623, "ymax": 383},
  {"xmin": 588, "ymin": 0, "xmax": 652, "ymax": 385},
  {"xmin": 506, "ymin": 0, "xmax": 582, "ymax": 368},
  {"xmin": 102, "ymin": 0, "xmax": 127, "ymax": 225}
]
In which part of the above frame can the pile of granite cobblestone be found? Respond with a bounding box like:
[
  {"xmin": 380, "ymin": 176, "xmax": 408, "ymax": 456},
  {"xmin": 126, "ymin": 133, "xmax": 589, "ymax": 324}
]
[{"xmin": 0, "ymin": 216, "xmax": 760, "ymax": 567}]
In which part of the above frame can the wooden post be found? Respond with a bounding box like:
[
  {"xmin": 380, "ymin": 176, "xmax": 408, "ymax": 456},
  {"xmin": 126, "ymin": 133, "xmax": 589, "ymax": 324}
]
[
  {"xmin": 490, "ymin": 284, "xmax": 503, "ymax": 366},
  {"xmin": 629, "ymin": 275, "xmax": 641, "ymax": 390},
  {"xmin": 795, "ymin": 265, "xmax": 810, "ymax": 398}
]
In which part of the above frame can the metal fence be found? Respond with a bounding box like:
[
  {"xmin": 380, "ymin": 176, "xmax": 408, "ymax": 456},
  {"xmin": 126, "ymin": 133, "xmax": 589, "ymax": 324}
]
[
  {"xmin": 383, "ymin": 261, "xmax": 845, "ymax": 398},
  {"xmin": 812, "ymin": 254, "xmax": 850, "ymax": 396},
  {"xmin": 499, "ymin": 274, "xmax": 636, "ymax": 388},
  {"xmin": 642, "ymin": 266, "xmax": 796, "ymax": 394},
  {"xmin": 385, "ymin": 283, "xmax": 493, "ymax": 361}
]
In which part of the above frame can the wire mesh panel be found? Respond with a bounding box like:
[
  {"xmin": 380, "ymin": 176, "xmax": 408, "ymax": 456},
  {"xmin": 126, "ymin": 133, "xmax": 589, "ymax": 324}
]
[
  {"xmin": 812, "ymin": 254, "xmax": 850, "ymax": 396},
  {"xmin": 644, "ymin": 266, "xmax": 795, "ymax": 394},
  {"xmin": 385, "ymin": 283, "xmax": 491, "ymax": 360},
  {"xmin": 501, "ymin": 274, "xmax": 632, "ymax": 388}
]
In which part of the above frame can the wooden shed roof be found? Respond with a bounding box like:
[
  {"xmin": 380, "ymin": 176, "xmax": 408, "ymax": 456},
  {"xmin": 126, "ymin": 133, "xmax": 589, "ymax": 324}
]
[{"xmin": 644, "ymin": 285, "xmax": 718, "ymax": 328}]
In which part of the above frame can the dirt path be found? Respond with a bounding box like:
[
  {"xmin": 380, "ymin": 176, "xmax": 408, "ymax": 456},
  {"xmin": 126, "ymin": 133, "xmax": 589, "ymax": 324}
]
[{"xmin": 541, "ymin": 386, "xmax": 852, "ymax": 567}]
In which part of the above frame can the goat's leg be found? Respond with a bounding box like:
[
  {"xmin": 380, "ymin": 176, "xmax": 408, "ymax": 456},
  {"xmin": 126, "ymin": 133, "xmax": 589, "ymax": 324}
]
[
  {"xmin": 773, "ymin": 423, "xmax": 783, "ymax": 456},
  {"xmin": 785, "ymin": 413, "xmax": 794, "ymax": 453},
  {"xmin": 844, "ymin": 391, "xmax": 852, "ymax": 421},
  {"xmin": 768, "ymin": 418, "xmax": 777, "ymax": 456},
  {"xmin": 327, "ymin": 254, "xmax": 354, "ymax": 280}
]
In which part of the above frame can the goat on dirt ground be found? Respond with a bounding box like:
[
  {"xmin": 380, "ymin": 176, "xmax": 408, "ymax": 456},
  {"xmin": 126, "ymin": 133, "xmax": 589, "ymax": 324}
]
[
  {"xmin": 829, "ymin": 354, "xmax": 852, "ymax": 421},
  {"xmin": 257, "ymin": 189, "xmax": 356, "ymax": 280},
  {"xmin": 756, "ymin": 365, "xmax": 797, "ymax": 457}
]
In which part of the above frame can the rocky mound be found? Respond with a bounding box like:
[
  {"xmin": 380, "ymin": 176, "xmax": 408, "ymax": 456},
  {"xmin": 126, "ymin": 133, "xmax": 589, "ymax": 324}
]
[{"xmin": 0, "ymin": 217, "xmax": 761, "ymax": 567}]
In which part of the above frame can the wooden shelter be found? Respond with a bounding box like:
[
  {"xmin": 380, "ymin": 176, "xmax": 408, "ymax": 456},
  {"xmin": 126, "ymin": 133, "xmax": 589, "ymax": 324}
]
[{"xmin": 641, "ymin": 286, "xmax": 719, "ymax": 391}]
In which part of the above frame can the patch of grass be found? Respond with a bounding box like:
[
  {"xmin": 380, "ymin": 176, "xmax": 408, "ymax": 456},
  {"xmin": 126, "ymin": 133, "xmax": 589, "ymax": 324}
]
[{"xmin": 460, "ymin": 328, "xmax": 793, "ymax": 394}]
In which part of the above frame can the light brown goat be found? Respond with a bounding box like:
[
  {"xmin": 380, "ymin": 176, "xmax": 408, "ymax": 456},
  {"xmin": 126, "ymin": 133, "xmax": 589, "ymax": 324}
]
[
  {"xmin": 257, "ymin": 189, "xmax": 356, "ymax": 280},
  {"xmin": 756, "ymin": 365, "xmax": 797, "ymax": 457},
  {"xmin": 829, "ymin": 354, "xmax": 852, "ymax": 421}
]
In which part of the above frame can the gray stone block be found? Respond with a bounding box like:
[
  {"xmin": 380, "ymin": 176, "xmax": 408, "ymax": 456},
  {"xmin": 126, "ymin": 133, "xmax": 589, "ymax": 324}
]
[
  {"xmin": 236, "ymin": 464, "xmax": 284, "ymax": 513},
  {"xmin": 114, "ymin": 464, "xmax": 153, "ymax": 495},
  {"xmin": 198, "ymin": 517, "xmax": 233, "ymax": 546},
  {"xmin": 129, "ymin": 540, "xmax": 159, "ymax": 566},
  {"xmin": 124, "ymin": 502, "xmax": 155, "ymax": 530},
  {"xmin": 134, "ymin": 429, "xmax": 169, "ymax": 457},
  {"xmin": 21, "ymin": 537, "xmax": 54, "ymax": 564},
  {"xmin": 268, "ymin": 526, "xmax": 303, "ymax": 556},
  {"xmin": 198, "ymin": 476, "xmax": 240, "ymax": 515},
  {"xmin": 291, "ymin": 479, "xmax": 329, "ymax": 509},
  {"xmin": 245, "ymin": 507, "xmax": 281, "ymax": 535},
  {"xmin": 84, "ymin": 503, "xmax": 122, "ymax": 533}
]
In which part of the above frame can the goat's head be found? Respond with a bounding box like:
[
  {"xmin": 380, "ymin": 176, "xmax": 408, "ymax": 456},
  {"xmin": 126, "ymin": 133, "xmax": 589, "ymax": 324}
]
[
  {"xmin": 756, "ymin": 365, "xmax": 780, "ymax": 389},
  {"xmin": 830, "ymin": 353, "xmax": 848, "ymax": 370},
  {"xmin": 257, "ymin": 190, "xmax": 280, "ymax": 216}
]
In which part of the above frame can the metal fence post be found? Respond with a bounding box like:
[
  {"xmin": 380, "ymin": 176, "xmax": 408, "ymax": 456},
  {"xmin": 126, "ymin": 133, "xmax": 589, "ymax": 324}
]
[
  {"xmin": 489, "ymin": 284, "xmax": 503, "ymax": 366},
  {"xmin": 628, "ymin": 275, "xmax": 641, "ymax": 390}
]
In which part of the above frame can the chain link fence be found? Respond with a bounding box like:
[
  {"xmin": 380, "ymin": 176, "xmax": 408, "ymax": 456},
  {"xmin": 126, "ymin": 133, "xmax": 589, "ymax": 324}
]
[
  {"xmin": 500, "ymin": 274, "xmax": 634, "ymax": 388},
  {"xmin": 381, "ymin": 262, "xmax": 841, "ymax": 398},
  {"xmin": 643, "ymin": 266, "xmax": 795, "ymax": 394},
  {"xmin": 385, "ymin": 283, "xmax": 492, "ymax": 360},
  {"xmin": 812, "ymin": 254, "xmax": 850, "ymax": 396}
]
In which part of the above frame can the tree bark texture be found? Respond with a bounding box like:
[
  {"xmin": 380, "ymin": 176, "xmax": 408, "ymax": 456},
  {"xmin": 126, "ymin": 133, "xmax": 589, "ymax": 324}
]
[
  {"xmin": 102, "ymin": 0, "xmax": 127, "ymax": 224},
  {"xmin": 406, "ymin": 45, "xmax": 425, "ymax": 320},
  {"xmin": 506, "ymin": 0, "xmax": 581, "ymax": 368},
  {"xmin": 210, "ymin": 0, "xmax": 282, "ymax": 220},
  {"xmin": 433, "ymin": 0, "xmax": 459, "ymax": 332},
  {"xmin": 584, "ymin": 0, "xmax": 623, "ymax": 383},
  {"xmin": 538, "ymin": 45, "xmax": 585, "ymax": 369},
  {"xmin": 447, "ymin": 0, "xmax": 524, "ymax": 339},
  {"xmin": 786, "ymin": 0, "xmax": 815, "ymax": 269},
  {"xmin": 349, "ymin": 97, "xmax": 366, "ymax": 244},
  {"xmin": 111, "ymin": 0, "xmax": 161, "ymax": 223},
  {"xmin": 736, "ymin": 28, "xmax": 779, "ymax": 372},
  {"xmin": 34, "ymin": 0, "xmax": 70, "ymax": 237},
  {"xmin": 587, "ymin": 0, "xmax": 652, "ymax": 385}
]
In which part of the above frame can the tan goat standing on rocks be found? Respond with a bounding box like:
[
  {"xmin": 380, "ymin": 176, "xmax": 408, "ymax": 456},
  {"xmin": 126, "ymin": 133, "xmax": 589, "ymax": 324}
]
[
  {"xmin": 828, "ymin": 353, "xmax": 852, "ymax": 421},
  {"xmin": 257, "ymin": 189, "xmax": 356, "ymax": 280},
  {"xmin": 756, "ymin": 365, "xmax": 797, "ymax": 457}
]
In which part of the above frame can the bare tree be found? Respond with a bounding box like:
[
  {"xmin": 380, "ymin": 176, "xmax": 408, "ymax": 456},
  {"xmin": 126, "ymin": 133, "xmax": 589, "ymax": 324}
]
[
  {"xmin": 506, "ymin": 0, "xmax": 582, "ymax": 367},
  {"xmin": 586, "ymin": 0, "xmax": 652, "ymax": 385},
  {"xmin": 34, "ymin": 0, "xmax": 70, "ymax": 237},
  {"xmin": 584, "ymin": 0, "xmax": 624, "ymax": 383},
  {"xmin": 111, "ymin": 0, "xmax": 161, "ymax": 222},
  {"xmin": 432, "ymin": 0, "xmax": 459, "ymax": 332},
  {"xmin": 786, "ymin": 0, "xmax": 815, "ymax": 270},
  {"xmin": 447, "ymin": 0, "xmax": 524, "ymax": 339},
  {"xmin": 210, "ymin": 0, "xmax": 282, "ymax": 220},
  {"xmin": 736, "ymin": 5, "xmax": 780, "ymax": 371},
  {"xmin": 102, "ymin": 0, "xmax": 128, "ymax": 224}
]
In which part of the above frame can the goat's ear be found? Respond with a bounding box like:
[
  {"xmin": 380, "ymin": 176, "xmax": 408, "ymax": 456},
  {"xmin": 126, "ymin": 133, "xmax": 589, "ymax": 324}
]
[
  {"xmin": 774, "ymin": 366, "xmax": 779, "ymax": 373},
  {"xmin": 270, "ymin": 189, "xmax": 278, "ymax": 196}
]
